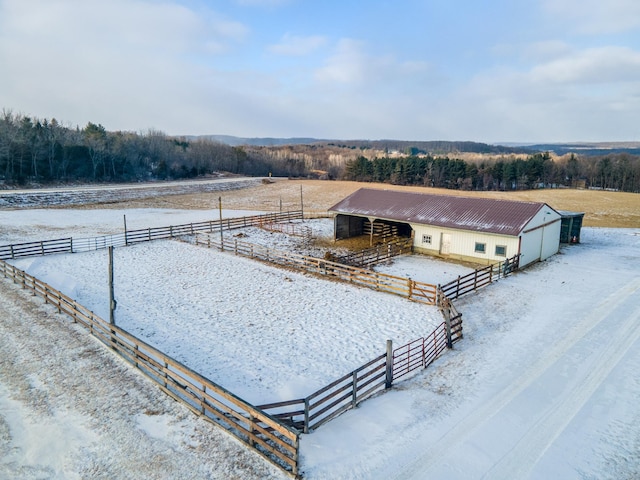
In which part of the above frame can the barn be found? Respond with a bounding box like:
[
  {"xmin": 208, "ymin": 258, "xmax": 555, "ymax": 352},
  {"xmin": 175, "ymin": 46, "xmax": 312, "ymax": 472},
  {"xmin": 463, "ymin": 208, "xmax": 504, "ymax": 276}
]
[{"xmin": 328, "ymin": 188, "xmax": 562, "ymax": 267}]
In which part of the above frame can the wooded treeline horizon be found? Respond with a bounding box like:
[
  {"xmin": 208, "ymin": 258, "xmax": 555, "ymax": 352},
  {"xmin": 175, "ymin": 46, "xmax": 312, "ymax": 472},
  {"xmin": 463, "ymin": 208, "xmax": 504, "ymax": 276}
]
[{"xmin": 1, "ymin": 109, "xmax": 639, "ymax": 193}]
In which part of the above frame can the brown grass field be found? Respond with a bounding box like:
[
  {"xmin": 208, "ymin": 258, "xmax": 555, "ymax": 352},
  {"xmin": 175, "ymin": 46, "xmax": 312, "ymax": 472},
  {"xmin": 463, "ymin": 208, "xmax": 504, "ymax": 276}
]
[{"xmin": 116, "ymin": 179, "xmax": 640, "ymax": 229}]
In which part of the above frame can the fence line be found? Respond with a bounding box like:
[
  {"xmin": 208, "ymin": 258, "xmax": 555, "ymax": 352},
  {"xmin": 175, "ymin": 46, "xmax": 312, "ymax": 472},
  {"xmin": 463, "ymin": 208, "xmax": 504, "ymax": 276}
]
[
  {"xmin": 392, "ymin": 325, "xmax": 449, "ymax": 381},
  {"xmin": 0, "ymin": 259, "xmax": 300, "ymax": 477},
  {"xmin": 0, "ymin": 212, "xmax": 523, "ymax": 470},
  {"xmin": 258, "ymin": 221, "xmax": 312, "ymax": 241},
  {"xmin": 195, "ymin": 233, "xmax": 438, "ymax": 305},
  {"xmin": 258, "ymin": 314, "xmax": 461, "ymax": 433},
  {"xmin": 331, "ymin": 238, "xmax": 413, "ymax": 269},
  {"xmin": 440, "ymin": 254, "xmax": 520, "ymax": 300},
  {"xmin": 0, "ymin": 211, "xmax": 303, "ymax": 260},
  {"xmin": 258, "ymin": 353, "xmax": 388, "ymax": 434}
]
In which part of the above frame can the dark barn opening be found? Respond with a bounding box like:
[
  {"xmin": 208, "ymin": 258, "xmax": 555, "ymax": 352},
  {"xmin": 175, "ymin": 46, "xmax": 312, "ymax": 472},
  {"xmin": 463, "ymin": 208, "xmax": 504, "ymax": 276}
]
[{"xmin": 334, "ymin": 215, "xmax": 412, "ymax": 244}]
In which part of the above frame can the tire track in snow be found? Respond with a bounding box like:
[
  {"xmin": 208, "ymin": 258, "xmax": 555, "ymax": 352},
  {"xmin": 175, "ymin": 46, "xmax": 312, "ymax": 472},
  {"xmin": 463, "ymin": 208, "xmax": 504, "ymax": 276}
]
[
  {"xmin": 392, "ymin": 277, "xmax": 640, "ymax": 480},
  {"xmin": 482, "ymin": 299, "xmax": 640, "ymax": 479}
]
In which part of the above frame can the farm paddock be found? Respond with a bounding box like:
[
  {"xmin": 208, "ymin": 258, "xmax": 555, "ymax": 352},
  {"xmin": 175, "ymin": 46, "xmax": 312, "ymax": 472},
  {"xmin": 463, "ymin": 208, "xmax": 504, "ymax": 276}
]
[
  {"xmin": 1, "ymin": 180, "xmax": 638, "ymax": 479},
  {"xmin": 8, "ymin": 230, "xmax": 450, "ymax": 406}
]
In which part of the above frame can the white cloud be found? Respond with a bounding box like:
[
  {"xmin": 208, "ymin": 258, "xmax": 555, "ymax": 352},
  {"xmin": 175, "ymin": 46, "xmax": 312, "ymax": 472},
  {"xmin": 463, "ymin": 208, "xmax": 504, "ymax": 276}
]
[
  {"xmin": 0, "ymin": 0, "xmax": 251, "ymax": 131},
  {"xmin": 541, "ymin": 0, "xmax": 640, "ymax": 34},
  {"xmin": 267, "ymin": 34, "xmax": 327, "ymax": 56},
  {"xmin": 439, "ymin": 45, "xmax": 640, "ymax": 142},
  {"xmin": 314, "ymin": 39, "xmax": 431, "ymax": 89},
  {"xmin": 529, "ymin": 46, "xmax": 640, "ymax": 85},
  {"xmin": 493, "ymin": 41, "xmax": 581, "ymax": 66},
  {"xmin": 314, "ymin": 39, "xmax": 369, "ymax": 85}
]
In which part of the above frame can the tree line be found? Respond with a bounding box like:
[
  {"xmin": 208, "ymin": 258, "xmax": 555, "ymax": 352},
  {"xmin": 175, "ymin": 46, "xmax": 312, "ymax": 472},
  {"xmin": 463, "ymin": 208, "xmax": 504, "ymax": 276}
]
[
  {"xmin": 342, "ymin": 153, "xmax": 640, "ymax": 192},
  {"xmin": 2, "ymin": 109, "xmax": 639, "ymax": 193},
  {"xmin": 0, "ymin": 110, "xmax": 310, "ymax": 185}
]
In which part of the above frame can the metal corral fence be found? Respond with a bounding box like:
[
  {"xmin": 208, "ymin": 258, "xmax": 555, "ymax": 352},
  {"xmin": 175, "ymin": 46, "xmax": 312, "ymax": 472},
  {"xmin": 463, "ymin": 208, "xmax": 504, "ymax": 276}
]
[
  {"xmin": 0, "ymin": 211, "xmax": 303, "ymax": 260},
  {"xmin": 439, "ymin": 254, "xmax": 520, "ymax": 300},
  {"xmin": 195, "ymin": 233, "xmax": 438, "ymax": 305},
  {"xmin": 0, "ymin": 259, "xmax": 300, "ymax": 477},
  {"xmin": 259, "ymin": 222, "xmax": 312, "ymax": 240}
]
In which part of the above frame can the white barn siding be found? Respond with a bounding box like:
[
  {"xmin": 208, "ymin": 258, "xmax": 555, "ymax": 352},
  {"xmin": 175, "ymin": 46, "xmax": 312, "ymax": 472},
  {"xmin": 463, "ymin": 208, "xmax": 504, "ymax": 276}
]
[
  {"xmin": 411, "ymin": 224, "xmax": 520, "ymax": 264},
  {"xmin": 518, "ymin": 208, "xmax": 562, "ymax": 267}
]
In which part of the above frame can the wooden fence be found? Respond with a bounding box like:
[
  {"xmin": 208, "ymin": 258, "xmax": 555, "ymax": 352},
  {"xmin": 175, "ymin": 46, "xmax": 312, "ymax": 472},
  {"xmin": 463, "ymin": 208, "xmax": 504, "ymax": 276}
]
[
  {"xmin": 0, "ymin": 259, "xmax": 300, "ymax": 477},
  {"xmin": 0, "ymin": 209, "xmax": 532, "ymax": 478},
  {"xmin": 0, "ymin": 211, "xmax": 303, "ymax": 260},
  {"xmin": 258, "ymin": 353, "xmax": 388, "ymax": 434},
  {"xmin": 331, "ymin": 238, "xmax": 413, "ymax": 269},
  {"xmin": 195, "ymin": 234, "xmax": 438, "ymax": 305},
  {"xmin": 259, "ymin": 313, "xmax": 462, "ymax": 433},
  {"xmin": 440, "ymin": 254, "xmax": 520, "ymax": 300}
]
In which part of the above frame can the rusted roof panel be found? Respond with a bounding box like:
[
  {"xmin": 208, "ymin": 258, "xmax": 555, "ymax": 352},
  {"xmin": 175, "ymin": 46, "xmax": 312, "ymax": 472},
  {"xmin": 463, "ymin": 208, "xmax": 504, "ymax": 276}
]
[{"xmin": 328, "ymin": 188, "xmax": 546, "ymax": 236}]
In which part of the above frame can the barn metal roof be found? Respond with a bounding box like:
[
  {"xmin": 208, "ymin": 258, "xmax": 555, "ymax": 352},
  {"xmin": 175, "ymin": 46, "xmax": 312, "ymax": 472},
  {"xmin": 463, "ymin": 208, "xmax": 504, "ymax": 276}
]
[{"xmin": 328, "ymin": 188, "xmax": 550, "ymax": 236}]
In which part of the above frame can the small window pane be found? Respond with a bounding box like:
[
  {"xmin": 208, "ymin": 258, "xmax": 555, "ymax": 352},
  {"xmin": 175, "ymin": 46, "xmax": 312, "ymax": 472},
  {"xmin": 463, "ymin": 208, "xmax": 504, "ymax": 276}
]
[
  {"xmin": 495, "ymin": 245, "xmax": 506, "ymax": 256},
  {"xmin": 475, "ymin": 242, "xmax": 486, "ymax": 253},
  {"xmin": 422, "ymin": 234, "xmax": 432, "ymax": 244}
]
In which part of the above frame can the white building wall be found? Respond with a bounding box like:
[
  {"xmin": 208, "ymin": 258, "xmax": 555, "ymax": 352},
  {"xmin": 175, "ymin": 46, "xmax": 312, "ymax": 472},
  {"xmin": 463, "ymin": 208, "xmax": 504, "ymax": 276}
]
[
  {"xmin": 411, "ymin": 224, "xmax": 520, "ymax": 264},
  {"xmin": 518, "ymin": 207, "xmax": 561, "ymax": 267}
]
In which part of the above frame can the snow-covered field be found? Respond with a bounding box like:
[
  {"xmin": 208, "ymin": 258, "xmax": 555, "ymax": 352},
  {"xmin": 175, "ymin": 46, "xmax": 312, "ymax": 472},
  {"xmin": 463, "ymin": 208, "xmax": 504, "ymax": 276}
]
[{"xmin": 1, "ymin": 207, "xmax": 639, "ymax": 479}]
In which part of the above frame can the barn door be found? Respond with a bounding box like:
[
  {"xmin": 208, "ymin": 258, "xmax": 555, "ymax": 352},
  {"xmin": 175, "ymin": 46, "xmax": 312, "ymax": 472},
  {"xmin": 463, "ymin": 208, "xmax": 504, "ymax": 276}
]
[{"xmin": 440, "ymin": 233, "xmax": 451, "ymax": 255}]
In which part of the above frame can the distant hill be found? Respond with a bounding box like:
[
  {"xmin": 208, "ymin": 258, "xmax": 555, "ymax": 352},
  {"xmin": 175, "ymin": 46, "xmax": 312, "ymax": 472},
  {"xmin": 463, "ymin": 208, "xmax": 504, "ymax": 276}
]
[
  {"xmin": 188, "ymin": 136, "xmax": 527, "ymax": 154},
  {"xmin": 187, "ymin": 135, "xmax": 640, "ymax": 156},
  {"xmin": 187, "ymin": 135, "xmax": 326, "ymax": 147},
  {"xmin": 520, "ymin": 142, "xmax": 640, "ymax": 156}
]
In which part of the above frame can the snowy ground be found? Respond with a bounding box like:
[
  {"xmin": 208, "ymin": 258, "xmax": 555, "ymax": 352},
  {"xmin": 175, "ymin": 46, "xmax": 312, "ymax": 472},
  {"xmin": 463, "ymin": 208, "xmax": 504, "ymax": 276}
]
[{"xmin": 1, "ymin": 207, "xmax": 639, "ymax": 479}]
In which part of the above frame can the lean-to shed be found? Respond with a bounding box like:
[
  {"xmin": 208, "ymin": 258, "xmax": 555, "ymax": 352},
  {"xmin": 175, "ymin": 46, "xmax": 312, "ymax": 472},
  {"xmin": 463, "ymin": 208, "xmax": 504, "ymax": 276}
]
[
  {"xmin": 558, "ymin": 211, "xmax": 585, "ymax": 244},
  {"xmin": 328, "ymin": 188, "xmax": 562, "ymax": 266}
]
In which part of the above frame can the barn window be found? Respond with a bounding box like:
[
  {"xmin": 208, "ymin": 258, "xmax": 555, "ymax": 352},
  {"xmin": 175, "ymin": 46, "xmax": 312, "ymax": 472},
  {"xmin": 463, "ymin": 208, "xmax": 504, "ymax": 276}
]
[
  {"xmin": 475, "ymin": 242, "xmax": 486, "ymax": 253},
  {"xmin": 422, "ymin": 234, "xmax": 432, "ymax": 244},
  {"xmin": 495, "ymin": 245, "xmax": 506, "ymax": 256}
]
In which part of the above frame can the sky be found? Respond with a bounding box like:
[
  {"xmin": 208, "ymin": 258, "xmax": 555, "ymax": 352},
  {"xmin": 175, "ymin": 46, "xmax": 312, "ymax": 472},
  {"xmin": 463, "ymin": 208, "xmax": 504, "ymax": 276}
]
[{"xmin": 1, "ymin": 0, "xmax": 639, "ymax": 143}]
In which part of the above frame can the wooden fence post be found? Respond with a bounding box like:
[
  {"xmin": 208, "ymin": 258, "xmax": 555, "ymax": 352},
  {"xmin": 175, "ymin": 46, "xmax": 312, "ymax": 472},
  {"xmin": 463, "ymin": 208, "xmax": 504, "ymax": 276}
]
[
  {"xmin": 304, "ymin": 398, "xmax": 310, "ymax": 434},
  {"xmin": 352, "ymin": 371, "xmax": 358, "ymax": 408},
  {"xmin": 385, "ymin": 339, "xmax": 393, "ymax": 388},
  {"xmin": 249, "ymin": 414, "xmax": 255, "ymax": 447},
  {"xmin": 444, "ymin": 302, "xmax": 453, "ymax": 349}
]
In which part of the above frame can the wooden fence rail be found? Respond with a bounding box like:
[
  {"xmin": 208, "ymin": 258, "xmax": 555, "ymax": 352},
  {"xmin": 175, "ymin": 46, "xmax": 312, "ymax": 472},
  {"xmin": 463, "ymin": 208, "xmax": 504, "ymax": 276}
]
[
  {"xmin": 0, "ymin": 211, "xmax": 303, "ymax": 260},
  {"xmin": 195, "ymin": 233, "xmax": 438, "ymax": 305},
  {"xmin": 0, "ymin": 237, "xmax": 74, "ymax": 260},
  {"xmin": 332, "ymin": 238, "xmax": 413, "ymax": 269},
  {"xmin": 0, "ymin": 259, "xmax": 300, "ymax": 477},
  {"xmin": 259, "ymin": 353, "xmax": 388, "ymax": 434},
  {"xmin": 439, "ymin": 254, "xmax": 520, "ymax": 300},
  {"xmin": 259, "ymin": 317, "xmax": 459, "ymax": 433}
]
